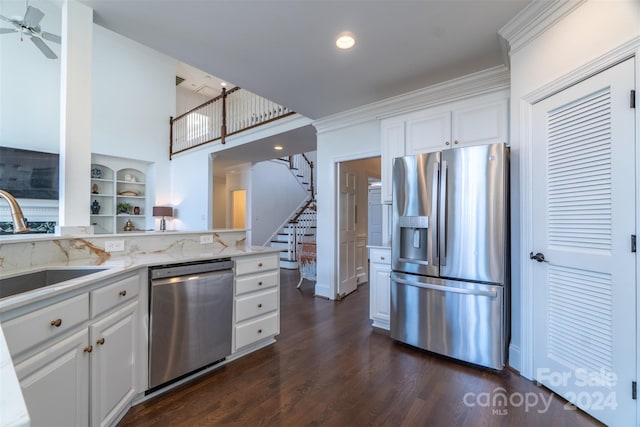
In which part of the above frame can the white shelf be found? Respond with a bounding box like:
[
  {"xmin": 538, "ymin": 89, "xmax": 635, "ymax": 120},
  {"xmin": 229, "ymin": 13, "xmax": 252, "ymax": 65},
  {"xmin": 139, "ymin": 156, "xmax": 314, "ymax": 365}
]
[{"xmin": 90, "ymin": 160, "xmax": 148, "ymax": 234}]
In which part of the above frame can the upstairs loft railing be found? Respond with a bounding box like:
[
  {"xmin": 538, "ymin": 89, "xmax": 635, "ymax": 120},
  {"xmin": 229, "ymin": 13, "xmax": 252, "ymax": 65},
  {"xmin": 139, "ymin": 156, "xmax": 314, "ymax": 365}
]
[{"xmin": 170, "ymin": 87, "xmax": 295, "ymax": 159}]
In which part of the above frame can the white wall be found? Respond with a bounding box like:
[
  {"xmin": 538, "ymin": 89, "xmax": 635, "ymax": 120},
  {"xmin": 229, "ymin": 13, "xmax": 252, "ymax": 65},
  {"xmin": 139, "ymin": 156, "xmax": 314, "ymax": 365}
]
[
  {"xmin": 0, "ymin": 0, "xmax": 61, "ymax": 153},
  {"xmin": 212, "ymin": 176, "xmax": 227, "ymax": 228},
  {"xmin": 250, "ymin": 160, "xmax": 308, "ymax": 246},
  {"xmin": 315, "ymin": 120, "xmax": 381, "ymax": 299},
  {"xmin": 507, "ymin": 0, "xmax": 640, "ymax": 374},
  {"xmin": 92, "ymin": 25, "xmax": 175, "ymax": 229}
]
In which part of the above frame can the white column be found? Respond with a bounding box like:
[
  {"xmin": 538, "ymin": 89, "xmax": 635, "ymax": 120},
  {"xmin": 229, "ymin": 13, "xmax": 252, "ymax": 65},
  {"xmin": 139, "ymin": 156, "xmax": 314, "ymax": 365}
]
[{"xmin": 58, "ymin": 0, "xmax": 93, "ymax": 235}]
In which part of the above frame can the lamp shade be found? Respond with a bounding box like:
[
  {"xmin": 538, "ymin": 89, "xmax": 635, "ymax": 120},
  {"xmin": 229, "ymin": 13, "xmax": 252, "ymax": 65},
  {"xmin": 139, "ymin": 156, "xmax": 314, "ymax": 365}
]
[{"xmin": 152, "ymin": 206, "xmax": 173, "ymax": 217}]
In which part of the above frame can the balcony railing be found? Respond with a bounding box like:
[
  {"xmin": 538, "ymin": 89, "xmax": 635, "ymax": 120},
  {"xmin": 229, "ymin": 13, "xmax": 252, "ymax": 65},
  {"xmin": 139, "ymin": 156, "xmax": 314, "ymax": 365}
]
[{"xmin": 170, "ymin": 87, "xmax": 294, "ymax": 159}]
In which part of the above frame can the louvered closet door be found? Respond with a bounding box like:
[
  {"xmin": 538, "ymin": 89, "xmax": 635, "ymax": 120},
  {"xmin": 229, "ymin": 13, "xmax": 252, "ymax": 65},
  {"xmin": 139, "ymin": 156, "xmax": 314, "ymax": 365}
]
[{"xmin": 532, "ymin": 58, "xmax": 636, "ymax": 426}]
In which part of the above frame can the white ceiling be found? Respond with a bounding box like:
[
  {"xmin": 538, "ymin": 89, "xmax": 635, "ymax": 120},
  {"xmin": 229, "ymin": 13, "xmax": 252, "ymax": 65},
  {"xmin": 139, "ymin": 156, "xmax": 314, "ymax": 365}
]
[{"xmin": 79, "ymin": 0, "xmax": 529, "ymax": 120}]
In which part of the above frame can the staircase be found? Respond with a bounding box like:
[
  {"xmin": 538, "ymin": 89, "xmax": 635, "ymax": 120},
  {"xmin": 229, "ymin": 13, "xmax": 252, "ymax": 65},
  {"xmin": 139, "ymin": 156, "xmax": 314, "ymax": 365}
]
[{"xmin": 269, "ymin": 153, "xmax": 316, "ymax": 269}]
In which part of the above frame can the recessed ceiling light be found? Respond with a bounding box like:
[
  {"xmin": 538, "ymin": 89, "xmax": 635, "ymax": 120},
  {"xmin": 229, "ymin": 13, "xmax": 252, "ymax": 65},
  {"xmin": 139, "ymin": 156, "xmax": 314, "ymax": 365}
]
[
  {"xmin": 221, "ymin": 82, "xmax": 227, "ymax": 87},
  {"xmin": 274, "ymin": 145, "xmax": 284, "ymax": 151},
  {"xmin": 336, "ymin": 32, "xmax": 355, "ymax": 49}
]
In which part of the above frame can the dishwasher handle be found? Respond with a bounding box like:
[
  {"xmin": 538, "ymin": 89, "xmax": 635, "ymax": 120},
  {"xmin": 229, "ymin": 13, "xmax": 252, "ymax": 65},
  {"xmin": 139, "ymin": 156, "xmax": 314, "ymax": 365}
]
[
  {"xmin": 150, "ymin": 259, "xmax": 233, "ymax": 280},
  {"xmin": 151, "ymin": 268, "xmax": 233, "ymax": 287}
]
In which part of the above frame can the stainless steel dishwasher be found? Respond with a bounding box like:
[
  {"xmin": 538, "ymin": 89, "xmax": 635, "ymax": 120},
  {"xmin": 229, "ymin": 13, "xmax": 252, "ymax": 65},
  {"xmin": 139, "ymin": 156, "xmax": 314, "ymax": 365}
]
[{"xmin": 148, "ymin": 259, "xmax": 233, "ymax": 390}]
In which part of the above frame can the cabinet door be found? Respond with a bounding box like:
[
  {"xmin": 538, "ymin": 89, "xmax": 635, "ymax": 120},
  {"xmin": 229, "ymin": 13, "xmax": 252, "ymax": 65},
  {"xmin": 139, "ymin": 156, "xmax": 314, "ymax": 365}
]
[
  {"xmin": 451, "ymin": 99, "xmax": 508, "ymax": 148},
  {"xmin": 405, "ymin": 110, "xmax": 451, "ymax": 155},
  {"xmin": 90, "ymin": 302, "xmax": 137, "ymax": 427},
  {"xmin": 381, "ymin": 119, "xmax": 405, "ymax": 204},
  {"xmin": 15, "ymin": 330, "xmax": 90, "ymax": 427},
  {"xmin": 369, "ymin": 259, "xmax": 391, "ymax": 330}
]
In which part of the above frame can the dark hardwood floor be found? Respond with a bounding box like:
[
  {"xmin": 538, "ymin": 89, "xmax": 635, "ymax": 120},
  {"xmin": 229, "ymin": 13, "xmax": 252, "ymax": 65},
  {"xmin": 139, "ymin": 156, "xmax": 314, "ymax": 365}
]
[{"xmin": 119, "ymin": 269, "xmax": 603, "ymax": 427}]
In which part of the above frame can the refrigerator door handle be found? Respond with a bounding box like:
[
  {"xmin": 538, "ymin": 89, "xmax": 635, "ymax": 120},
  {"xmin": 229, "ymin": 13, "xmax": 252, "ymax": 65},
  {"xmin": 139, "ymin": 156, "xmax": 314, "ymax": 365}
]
[
  {"xmin": 393, "ymin": 277, "xmax": 498, "ymax": 298},
  {"xmin": 431, "ymin": 163, "xmax": 439, "ymax": 266},
  {"xmin": 439, "ymin": 160, "xmax": 447, "ymax": 266}
]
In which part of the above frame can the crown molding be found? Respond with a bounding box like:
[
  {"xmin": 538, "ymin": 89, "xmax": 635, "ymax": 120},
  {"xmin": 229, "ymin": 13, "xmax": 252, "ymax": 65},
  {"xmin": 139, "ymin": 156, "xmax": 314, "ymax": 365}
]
[
  {"xmin": 313, "ymin": 65, "xmax": 510, "ymax": 134},
  {"xmin": 498, "ymin": 0, "xmax": 587, "ymax": 57}
]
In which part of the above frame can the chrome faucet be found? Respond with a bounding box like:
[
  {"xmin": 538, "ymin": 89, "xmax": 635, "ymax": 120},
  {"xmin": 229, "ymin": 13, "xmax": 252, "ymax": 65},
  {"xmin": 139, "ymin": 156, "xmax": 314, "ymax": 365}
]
[{"xmin": 0, "ymin": 189, "xmax": 30, "ymax": 233}]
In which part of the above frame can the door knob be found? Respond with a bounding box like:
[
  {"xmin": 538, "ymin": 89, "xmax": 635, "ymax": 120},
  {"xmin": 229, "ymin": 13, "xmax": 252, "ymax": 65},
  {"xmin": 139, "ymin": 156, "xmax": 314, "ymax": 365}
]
[{"xmin": 529, "ymin": 252, "xmax": 548, "ymax": 263}]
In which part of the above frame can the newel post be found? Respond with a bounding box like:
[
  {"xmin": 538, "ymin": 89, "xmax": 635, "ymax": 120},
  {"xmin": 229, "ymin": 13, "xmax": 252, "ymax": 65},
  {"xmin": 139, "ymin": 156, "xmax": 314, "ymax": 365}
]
[{"xmin": 221, "ymin": 87, "xmax": 227, "ymax": 144}]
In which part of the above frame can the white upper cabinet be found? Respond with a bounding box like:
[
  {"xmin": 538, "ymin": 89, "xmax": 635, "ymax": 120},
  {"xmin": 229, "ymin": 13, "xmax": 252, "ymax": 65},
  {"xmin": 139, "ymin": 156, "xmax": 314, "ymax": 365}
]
[
  {"xmin": 451, "ymin": 98, "xmax": 508, "ymax": 148},
  {"xmin": 380, "ymin": 90, "xmax": 508, "ymax": 204},
  {"xmin": 405, "ymin": 110, "xmax": 451, "ymax": 155}
]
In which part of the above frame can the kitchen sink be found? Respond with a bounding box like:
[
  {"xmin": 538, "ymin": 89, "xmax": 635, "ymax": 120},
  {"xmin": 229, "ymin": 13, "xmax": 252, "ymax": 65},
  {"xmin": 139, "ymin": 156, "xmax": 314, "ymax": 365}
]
[{"xmin": 0, "ymin": 268, "xmax": 108, "ymax": 299}]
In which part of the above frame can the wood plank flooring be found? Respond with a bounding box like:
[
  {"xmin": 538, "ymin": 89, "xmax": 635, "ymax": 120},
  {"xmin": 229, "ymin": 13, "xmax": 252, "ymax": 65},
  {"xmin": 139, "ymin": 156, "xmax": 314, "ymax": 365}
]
[{"xmin": 118, "ymin": 269, "xmax": 603, "ymax": 427}]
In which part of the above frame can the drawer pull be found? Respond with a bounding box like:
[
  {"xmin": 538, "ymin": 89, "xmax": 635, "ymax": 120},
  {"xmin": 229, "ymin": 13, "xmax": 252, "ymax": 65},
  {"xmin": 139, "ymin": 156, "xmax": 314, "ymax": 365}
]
[
  {"xmin": 257, "ymin": 329, "xmax": 263, "ymax": 334},
  {"xmin": 258, "ymin": 303, "xmax": 263, "ymax": 308},
  {"xmin": 258, "ymin": 281, "xmax": 263, "ymax": 286},
  {"xmin": 380, "ymin": 256, "xmax": 385, "ymax": 260},
  {"xmin": 50, "ymin": 318, "xmax": 62, "ymax": 327},
  {"xmin": 96, "ymin": 338, "xmax": 105, "ymax": 346},
  {"xmin": 258, "ymin": 262, "xmax": 263, "ymax": 267},
  {"xmin": 84, "ymin": 345, "xmax": 93, "ymax": 353},
  {"xmin": 119, "ymin": 290, "xmax": 127, "ymax": 297}
]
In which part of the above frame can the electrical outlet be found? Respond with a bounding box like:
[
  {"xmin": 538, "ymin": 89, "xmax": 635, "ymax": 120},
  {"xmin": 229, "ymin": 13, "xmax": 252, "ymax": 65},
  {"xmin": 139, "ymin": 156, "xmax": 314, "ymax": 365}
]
[
  {"xmin": 105, "ymin": 240, "xmax": 125, "ymax": 252},
  {"xmin": 200, "ymin": 235, "xmax": 214, "ymax": 244}
]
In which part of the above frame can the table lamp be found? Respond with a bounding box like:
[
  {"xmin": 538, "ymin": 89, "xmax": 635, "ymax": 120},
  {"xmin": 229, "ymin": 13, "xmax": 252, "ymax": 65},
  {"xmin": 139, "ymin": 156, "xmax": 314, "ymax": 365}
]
[{"xmin": 152, "ymin": 206, "xmax": 173, "ymax": 231}]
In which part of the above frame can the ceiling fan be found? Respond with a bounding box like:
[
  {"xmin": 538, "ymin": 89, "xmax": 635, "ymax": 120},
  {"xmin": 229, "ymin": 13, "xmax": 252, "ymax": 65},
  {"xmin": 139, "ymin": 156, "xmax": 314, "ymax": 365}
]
[{"xmin": 0, "ymin": 1, "xmax": 61, "ymax": 59}]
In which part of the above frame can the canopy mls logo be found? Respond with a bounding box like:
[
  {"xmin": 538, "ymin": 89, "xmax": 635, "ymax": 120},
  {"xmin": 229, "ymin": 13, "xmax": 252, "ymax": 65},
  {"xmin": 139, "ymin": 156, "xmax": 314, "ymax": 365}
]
[
  {"xmin": 463, "ymin": 387, "xmax": 554, "ymax": 415},
  {"xmin": 462, "ymin": 368, "xmax": 619, "ymax": 416}
]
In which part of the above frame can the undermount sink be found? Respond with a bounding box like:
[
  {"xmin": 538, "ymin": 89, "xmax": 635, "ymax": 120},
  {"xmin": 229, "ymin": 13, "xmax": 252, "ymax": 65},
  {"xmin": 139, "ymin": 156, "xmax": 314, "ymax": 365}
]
[{"xmin": 0, "ymin": 268, "xmax": 108, "ymax": 299}]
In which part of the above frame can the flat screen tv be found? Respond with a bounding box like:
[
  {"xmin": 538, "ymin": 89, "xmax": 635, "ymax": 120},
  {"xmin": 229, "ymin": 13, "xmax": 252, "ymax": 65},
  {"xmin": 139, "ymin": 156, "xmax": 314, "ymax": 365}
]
[{"xmin": 0, "ymin": 147, "xmax": 59, "ymax": 200}]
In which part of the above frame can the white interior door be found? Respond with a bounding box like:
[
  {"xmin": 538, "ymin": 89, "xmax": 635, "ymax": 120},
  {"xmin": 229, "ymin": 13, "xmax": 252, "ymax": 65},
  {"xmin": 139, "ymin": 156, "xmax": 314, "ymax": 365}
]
[
  {"xmin": 531, "ymin": 58, "xmax": 636, "ymax": 426},
  {"xmin": 338, "ymin": 163, "xmax": 357, "ymax": 298}
]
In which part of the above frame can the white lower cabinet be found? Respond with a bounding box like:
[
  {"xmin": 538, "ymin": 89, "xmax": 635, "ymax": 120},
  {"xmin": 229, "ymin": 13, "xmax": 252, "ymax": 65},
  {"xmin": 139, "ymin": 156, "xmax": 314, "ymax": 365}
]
[
  {"xmin": 3, "ymin": 271, "xmax": 142, "ymax": 427},
  {"xmin": 14, "ymin": 329, "xmax": 90, "ymax": 427},
  {"xmin": 369, "ymin": 247, "xmax": 391, "ymax": 330},
  {"xmin": 90, "ymin": 301, "xmax": 138, "ymax": 427},
  {"xmin": 232, "ymin": 253, "xmax": 280, "ymax": 353}
]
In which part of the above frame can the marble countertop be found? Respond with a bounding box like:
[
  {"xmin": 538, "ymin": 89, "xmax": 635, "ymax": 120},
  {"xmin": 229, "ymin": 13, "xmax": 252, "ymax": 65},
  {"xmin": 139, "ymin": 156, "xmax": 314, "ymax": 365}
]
[{"xmin": 0, "ymin": 244, "xmax": 280, "ymax": 313}]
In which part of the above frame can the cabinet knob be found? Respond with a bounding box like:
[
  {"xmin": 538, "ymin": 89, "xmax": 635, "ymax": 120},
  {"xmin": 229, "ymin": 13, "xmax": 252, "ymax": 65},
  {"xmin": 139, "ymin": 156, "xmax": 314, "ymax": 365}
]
[
  {"xmin": 257, "ymin": 329, "xmax": 263, "ymax": 334},
  {"xmin": 445, "ymin": 141, "xmax": 450, "ymax": 145},
  {"xmin": 258, "ymin": 262, "xmax": 263, "ymax": 267},
  {"xmin": 119, "ymin": 290, "xmax": 127, "ymax": 297},
  {"xmin": 84, "ymin": 345, "xmax": 93, "ymax": 353},
  {"xmin": 258, "ymin": 304, "xmax": 263, "ymax": 308},
  {"xmin": 380, "ymin": 256, "xmax": 385, "ymax": 260},
  {"xmin": 50, "ymin": 318, "xmax": 62, "ymax": 327},
  {"xmin": 454, "ymin": 140, "xmax": 459, "ymax": 145},
  {"xmin": 258, "ymin": 281, "xmax": 263, "ymax": 286},
  {"xmin": 96, "ymin": 338, "xmax": 105, "ymax": 346}
]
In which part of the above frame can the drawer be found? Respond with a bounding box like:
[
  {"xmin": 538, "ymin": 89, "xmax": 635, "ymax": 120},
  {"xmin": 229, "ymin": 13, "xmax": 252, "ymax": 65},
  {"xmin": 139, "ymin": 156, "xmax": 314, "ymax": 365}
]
[
  {"xmin": 369, "ymin": 248, "xmax": 391, "ymax": 265},
  {"xmin": 235, "ymin": 289, "xmax": 278, "ymax": 322},
  {"xmin": 90, "ymin": 275, "xmax": 139, "ymax": 318},
  {"xmin": 235, "ymin": 271, "xmax": 278, "ymax": 296},
  {"xmin": 3, "ymin": 293, "xmax": 89, "ymax": 357},
  {"xmin": 235, "ymin": 312, "xmax": 278, "ymax": 350},
  {"xmin": 235, "ymin": 254, "xmax": 279, "ymax": 276}
]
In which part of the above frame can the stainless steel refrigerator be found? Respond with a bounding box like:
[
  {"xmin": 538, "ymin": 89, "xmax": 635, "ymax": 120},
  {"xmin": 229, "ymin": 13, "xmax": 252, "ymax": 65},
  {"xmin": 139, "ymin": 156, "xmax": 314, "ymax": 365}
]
[{"xmin": 390, "ymin": 142, "xmax": 509, "ymax": 370}]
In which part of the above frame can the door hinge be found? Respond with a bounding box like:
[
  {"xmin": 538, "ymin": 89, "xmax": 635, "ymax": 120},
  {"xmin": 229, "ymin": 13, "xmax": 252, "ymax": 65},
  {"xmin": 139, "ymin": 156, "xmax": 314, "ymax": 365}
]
[
  {"xmin": 633, "ymin": 381, "xmax": 637, "ymax": 400},
  {"xmin": 631, "ymin": 90, "xmax": 636, "ymax": 109},
  {"xmin": 632, "ymin": 234, "xmax": 637, "ymax": 253}
]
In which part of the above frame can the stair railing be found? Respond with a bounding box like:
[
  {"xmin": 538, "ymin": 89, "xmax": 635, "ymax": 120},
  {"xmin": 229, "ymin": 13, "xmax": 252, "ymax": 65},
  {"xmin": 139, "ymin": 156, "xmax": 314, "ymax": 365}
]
[
  {"xmin": 282, "ymin": 153, "xmax": 315, "ymax": 198},
  {"xmin": 170, "ymin": 87, "xmax": 294, "ymax": 159}
]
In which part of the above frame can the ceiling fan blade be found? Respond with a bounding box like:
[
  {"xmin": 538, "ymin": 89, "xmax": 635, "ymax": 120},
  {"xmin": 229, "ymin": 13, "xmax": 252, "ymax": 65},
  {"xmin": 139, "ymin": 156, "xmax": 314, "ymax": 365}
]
[
  {"xmin": 30, "ymin": 36, "xmax": 57, "ymax": 59},
  {"xmin": 23, "ymin": 6, "xmax": 45, "ymax": 28},
  {"xmin": 0, "ymin": 14, "xmax": 11, "ymax": 23},
  {"xmin": 0, "ymin": 28, "xmax": 17, "ymax": 34},
  {"xmin": 41, "ymin": 31, "xmax": 61, "ymax": 44}
]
